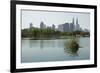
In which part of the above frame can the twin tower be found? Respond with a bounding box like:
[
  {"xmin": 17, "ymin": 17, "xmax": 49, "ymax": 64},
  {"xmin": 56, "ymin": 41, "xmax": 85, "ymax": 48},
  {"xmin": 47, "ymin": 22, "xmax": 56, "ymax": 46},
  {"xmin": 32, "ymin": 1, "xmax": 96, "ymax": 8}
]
[
  {"xmin": 58, "ymin": 18, "xmax": 80, "ymax": 32},
  {"xmin": 30, "ymin": 18, "xmax": 80, "ymax": 32}
]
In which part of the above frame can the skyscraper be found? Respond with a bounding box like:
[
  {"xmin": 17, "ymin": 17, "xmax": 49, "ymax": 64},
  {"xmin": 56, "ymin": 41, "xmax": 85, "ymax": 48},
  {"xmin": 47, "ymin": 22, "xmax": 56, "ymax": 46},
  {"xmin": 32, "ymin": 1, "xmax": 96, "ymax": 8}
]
[
  {"xmin": 52, "ymin": 24, "xmax": 55, "ymax": 30},
  {"xmin": 75, "ymin": 18, "xmax": 80, "ymax": 31},
  {"xmin": 63, "ymin": 23, "xmax": 69, "ymax": 32},
  {"xmin": 70, "ymin": 23, "xmax": 74, "ymax": 32},
  {"xmin": 40, "ymin": 21, "xmax": 46, "ymax": 29},
  {"xmin": 30, "ymin": 23, "xmax": 33, "ymax": 29},
  {"xmin": 58, "ymin": 24, "xmax": 63, "ymax": 32},
  {"xmin": 72, "ymin": 18, "xmax": 74, "ymax": 24},
  {"xmin": 58, "ymin": 18, "xmax": 76, "ymax": 32},
  {"xmin": 58, "ymin": 23, "xmax": 69, "ymax": 32},
  {"xmin": 69, "ymin": 18, "xmax": 75, "ymax": 32}
]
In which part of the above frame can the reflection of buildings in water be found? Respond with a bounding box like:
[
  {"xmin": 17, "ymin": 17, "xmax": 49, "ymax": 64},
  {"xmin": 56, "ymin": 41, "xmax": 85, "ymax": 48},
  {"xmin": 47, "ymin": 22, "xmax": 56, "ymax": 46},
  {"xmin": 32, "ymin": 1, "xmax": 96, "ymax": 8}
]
[
  {"xmin": 64, "ymin": 47, "xmax": 79, "ymax": 56},
  {"xmin": 29, "ymin": 40, "xmax": 33, "ymax": 48},
  {"xmin": 40, "ymin": 40, "xmax": 57, "ymax": 50},
  {"xmin": 29, "ymin": 39, "xmax": 44, "ymax": 50},
  {"xmin": 29, "ymin": 40, "xmax": 35, "ymax": 48}
]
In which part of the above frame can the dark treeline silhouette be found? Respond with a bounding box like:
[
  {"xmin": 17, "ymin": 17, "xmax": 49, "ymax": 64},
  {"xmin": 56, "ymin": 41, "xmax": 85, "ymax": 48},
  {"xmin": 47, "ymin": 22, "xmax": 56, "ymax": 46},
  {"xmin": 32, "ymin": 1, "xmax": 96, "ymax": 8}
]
[{"xmin": 22, "ymin": 27, "xmax": 90, "ymax": 39}]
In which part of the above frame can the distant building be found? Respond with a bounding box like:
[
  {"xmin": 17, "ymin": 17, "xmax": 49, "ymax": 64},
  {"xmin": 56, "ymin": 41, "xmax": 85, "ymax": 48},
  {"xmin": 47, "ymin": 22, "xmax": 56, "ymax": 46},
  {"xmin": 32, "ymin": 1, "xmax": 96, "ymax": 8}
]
[
  {"xmin": 30, "ymin": 23, "xmax": 33, "ymax": 29},
  {"xmin": 73, "ymin": 24, "xmax": 75, "ymax": 31},
  {"xmin": 58, "ymin": 24, "xmax": 63, "ymax": 32},
  {"xmin": 75, "ymin": 18, "xmax": 80, "ymax": 31},
  {"xmin": 58, "ymin": 23, "xmax": 69, "ymax": 32},
  {"xmin": 63, "ymin": 23, "xmax": 69, "ymax": 32},
  {"xmin": 52, "ymin": 24, "xmax": 55, "ymax": 30},
  {"xmin": 39, "ymin": 18, "xmax": 82, "ymax": 32},
  {"xmin": 69, "ymin": 18, "xmax": 75, "ymax": 32},
  {"xmin": 40, "ymin": 21, "xmax": 46, "ymax": 29},
  {"xmin": 58, "ymin": 18, "xmax": 76, "ymax": 32},
  {"xmin": 72, "ymin": 18, "xmax": 74, "ymax": 24},
  {"xmin": 69, "ymin": 23, "xmax": 74, "ymax": 32}
]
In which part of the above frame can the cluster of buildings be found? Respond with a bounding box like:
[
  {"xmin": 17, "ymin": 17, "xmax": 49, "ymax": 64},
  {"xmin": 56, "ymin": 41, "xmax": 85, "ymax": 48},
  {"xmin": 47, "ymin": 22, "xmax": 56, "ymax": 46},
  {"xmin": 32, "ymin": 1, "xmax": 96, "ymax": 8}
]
[
  {"xmin": 40, "ymin": 22, "xmax": 55, "ymax": 30},
  {"xmin": 30, "ymin": 18, "xmax": 89, "ymax": 32},
  {"xmin": 58, "ymin": 18, "xmax": 80, "ymax": 32}
]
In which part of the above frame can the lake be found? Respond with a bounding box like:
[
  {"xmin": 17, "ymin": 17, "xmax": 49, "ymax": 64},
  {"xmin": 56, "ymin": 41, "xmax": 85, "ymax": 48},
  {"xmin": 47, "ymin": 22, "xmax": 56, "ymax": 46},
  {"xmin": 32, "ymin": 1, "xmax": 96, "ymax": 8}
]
[{"xmin": 21, "ymin": 37, "xmax": 90, "ymax": 63}]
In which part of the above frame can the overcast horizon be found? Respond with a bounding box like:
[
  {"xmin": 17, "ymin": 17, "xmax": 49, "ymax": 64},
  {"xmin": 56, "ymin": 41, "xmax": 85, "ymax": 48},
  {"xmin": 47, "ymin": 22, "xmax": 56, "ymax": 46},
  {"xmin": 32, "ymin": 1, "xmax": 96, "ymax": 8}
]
[{"xmin": 21, "ymin": 10, "xmax": 90, "ymax": 30}]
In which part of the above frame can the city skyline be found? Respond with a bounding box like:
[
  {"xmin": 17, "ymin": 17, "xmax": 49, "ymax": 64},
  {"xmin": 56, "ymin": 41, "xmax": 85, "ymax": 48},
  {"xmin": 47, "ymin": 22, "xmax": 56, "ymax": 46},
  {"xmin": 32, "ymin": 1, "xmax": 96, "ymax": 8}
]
[
  {"xmin": 22, "ymin": 10, "xmax": 90, "ymax": 30},
  {"xmin": 29, "ymin": 18, "xmax": 89, "ymax": 32}
]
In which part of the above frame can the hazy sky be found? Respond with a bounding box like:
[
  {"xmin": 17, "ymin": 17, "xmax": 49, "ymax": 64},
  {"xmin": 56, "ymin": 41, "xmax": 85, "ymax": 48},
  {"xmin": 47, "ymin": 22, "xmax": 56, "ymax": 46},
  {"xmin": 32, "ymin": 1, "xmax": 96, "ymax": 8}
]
[{"xmin": 21, "ymin": 10, "xmax": 90, "ymax": 30}]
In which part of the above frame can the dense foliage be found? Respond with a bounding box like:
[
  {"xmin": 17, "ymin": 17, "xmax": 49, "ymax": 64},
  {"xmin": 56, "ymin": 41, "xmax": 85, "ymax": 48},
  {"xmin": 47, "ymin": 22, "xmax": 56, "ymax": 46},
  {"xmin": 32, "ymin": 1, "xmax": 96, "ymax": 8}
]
[{"xmin": 22, "ymin": 27, "xmax": 90, "ymax": 39}]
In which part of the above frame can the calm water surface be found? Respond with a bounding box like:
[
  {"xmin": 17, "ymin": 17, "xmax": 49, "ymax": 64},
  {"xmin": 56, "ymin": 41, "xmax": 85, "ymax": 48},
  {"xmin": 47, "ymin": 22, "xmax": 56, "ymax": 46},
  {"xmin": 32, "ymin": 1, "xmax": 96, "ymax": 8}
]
[{"xmin": 21, "ymin": 37, "xmax": 90, "ymax": 63}]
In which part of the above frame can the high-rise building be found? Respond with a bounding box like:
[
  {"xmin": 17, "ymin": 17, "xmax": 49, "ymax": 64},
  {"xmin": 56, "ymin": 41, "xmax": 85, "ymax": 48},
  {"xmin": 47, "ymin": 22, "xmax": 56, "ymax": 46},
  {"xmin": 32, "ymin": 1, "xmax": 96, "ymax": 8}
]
[
  {"xmin": 30, "ymin": 23, "xmax": 33, "ymax": 29},
  {"xmin": 69, "ymin": 18, "xmax": 75, "ymax": 32},
  {"xmin": 70, "ymin": 23, "xmax": 74, "ymax": 32},
  {"xmin": 58, "ymin": 23, "xmax": 69, "ymax": 32},
  {"xmin": 63, "ymin": 23, "xmax": 69, "ymax": 32},
  {"xmin": 58, "ymin": 18, "xmax": 76, "ymax": 32},
  {"xmin": 58, "ymin": 24, "xmax": 63, "ymax": 32},
  {"xmin": 72, "ymin": 18, "xmax": 74, "ymax": 24},
  {"xmin": 52, "ymin": 24, "xmax": 55, "ymax": 30},
  {"xmin": 75, "ymin": 18, "xmax": 80, "ymax": 31},
  {"xmin": 40, "ymin": 21, "xmax": 45, "ymax": 29}
]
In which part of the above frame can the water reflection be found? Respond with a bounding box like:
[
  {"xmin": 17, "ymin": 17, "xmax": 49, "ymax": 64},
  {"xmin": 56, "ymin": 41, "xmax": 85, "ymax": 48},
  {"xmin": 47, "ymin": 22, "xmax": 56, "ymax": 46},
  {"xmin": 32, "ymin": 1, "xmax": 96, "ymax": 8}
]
[
  {"xmin": 29, "ymin": 39, "xmax": 44, "ymax": 50},
  {"xmin": 29, "ymin": 39, "xmax": 35, "ymax": 48},
  {"xmin": 40, "ymin": 40, "xmax": 44, "ymax": 50},
  {"xmin": 64, "ymin": 42, "xmax": 79, "ymax": 56},
  {"xmin": 64, "ymin": 48, "xmax": 78, "ymax": 56},
  {"xmin": 28, "ymin": 39, "xmax": 79, "ymax": 56},
  {"xmin": 22, "ymin": 37, "xmax": 90, "ymax": 63},
  {"xmin": 63, "ymin": 38, "xmax": 80, "ymax": 56}
]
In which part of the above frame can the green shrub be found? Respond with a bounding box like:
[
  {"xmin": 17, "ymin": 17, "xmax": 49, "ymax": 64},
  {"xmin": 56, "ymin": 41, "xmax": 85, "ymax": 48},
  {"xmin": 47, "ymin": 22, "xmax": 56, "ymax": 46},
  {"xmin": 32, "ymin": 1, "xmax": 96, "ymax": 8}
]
[{"xmin": 64, "ymin": 37, "xmax": 79, "ymax": 54}]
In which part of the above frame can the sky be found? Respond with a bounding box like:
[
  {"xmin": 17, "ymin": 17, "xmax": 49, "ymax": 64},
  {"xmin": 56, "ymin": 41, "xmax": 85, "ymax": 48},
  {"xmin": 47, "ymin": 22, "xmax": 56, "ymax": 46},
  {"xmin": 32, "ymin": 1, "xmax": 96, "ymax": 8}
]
[{"xmin": 21, "ymin": 9, "xmax": 90, "ymax": 30}]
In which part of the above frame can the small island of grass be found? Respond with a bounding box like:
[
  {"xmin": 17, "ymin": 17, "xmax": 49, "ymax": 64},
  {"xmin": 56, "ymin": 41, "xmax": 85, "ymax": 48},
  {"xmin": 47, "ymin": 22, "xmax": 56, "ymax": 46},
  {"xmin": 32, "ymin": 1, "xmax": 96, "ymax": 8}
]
[{"xmin": 64, "ymin": 37, "xmax": 80, "ymax": 55}]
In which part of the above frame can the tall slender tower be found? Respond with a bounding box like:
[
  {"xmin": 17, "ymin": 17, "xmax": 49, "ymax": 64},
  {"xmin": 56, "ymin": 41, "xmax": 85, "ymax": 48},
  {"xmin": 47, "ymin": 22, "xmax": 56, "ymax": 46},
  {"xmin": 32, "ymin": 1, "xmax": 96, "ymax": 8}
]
[
  {"xmin": 76, "ymin": 18, "xmax": 80, "ymax": 30},
  {"xmin": 76, "ymin": 18, "xmax": 78, "ymax": 25},
  {"xmin": 72, "ymin": 18, "xmax": 74, "ymax": 24},
  {"xmin": 70, "ymin": 18, "xmax": 75, "ymax": 32}
]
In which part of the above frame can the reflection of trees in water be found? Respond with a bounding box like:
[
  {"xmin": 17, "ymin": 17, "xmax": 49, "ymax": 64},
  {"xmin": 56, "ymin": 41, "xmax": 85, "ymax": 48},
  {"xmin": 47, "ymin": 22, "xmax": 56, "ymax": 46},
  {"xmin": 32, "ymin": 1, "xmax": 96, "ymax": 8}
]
[
  {"xmin": 64, "ymin": 47, "xmax": 79, "ymax": 56},
  {"xmin": 29, "ymin": 39, "xmax": 44, "ymax": 50},
  {"xmin": 29, "ymin": 40, "xmax": 34, "ymax": 48},
  {"xmin": 40, "ymin": 40, "xmax": 44, "ymax": 50},
  {"xmin": 64, "ymin": 38, "xmax": 79, "ymax": 56}
]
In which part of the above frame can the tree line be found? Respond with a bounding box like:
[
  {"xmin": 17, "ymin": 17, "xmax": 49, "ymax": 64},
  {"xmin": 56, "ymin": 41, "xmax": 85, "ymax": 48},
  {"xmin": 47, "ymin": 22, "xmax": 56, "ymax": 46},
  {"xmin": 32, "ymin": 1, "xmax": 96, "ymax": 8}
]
[{"xmin": 22, "ymin": 27, "xmax": 90, "ymax": 38}]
